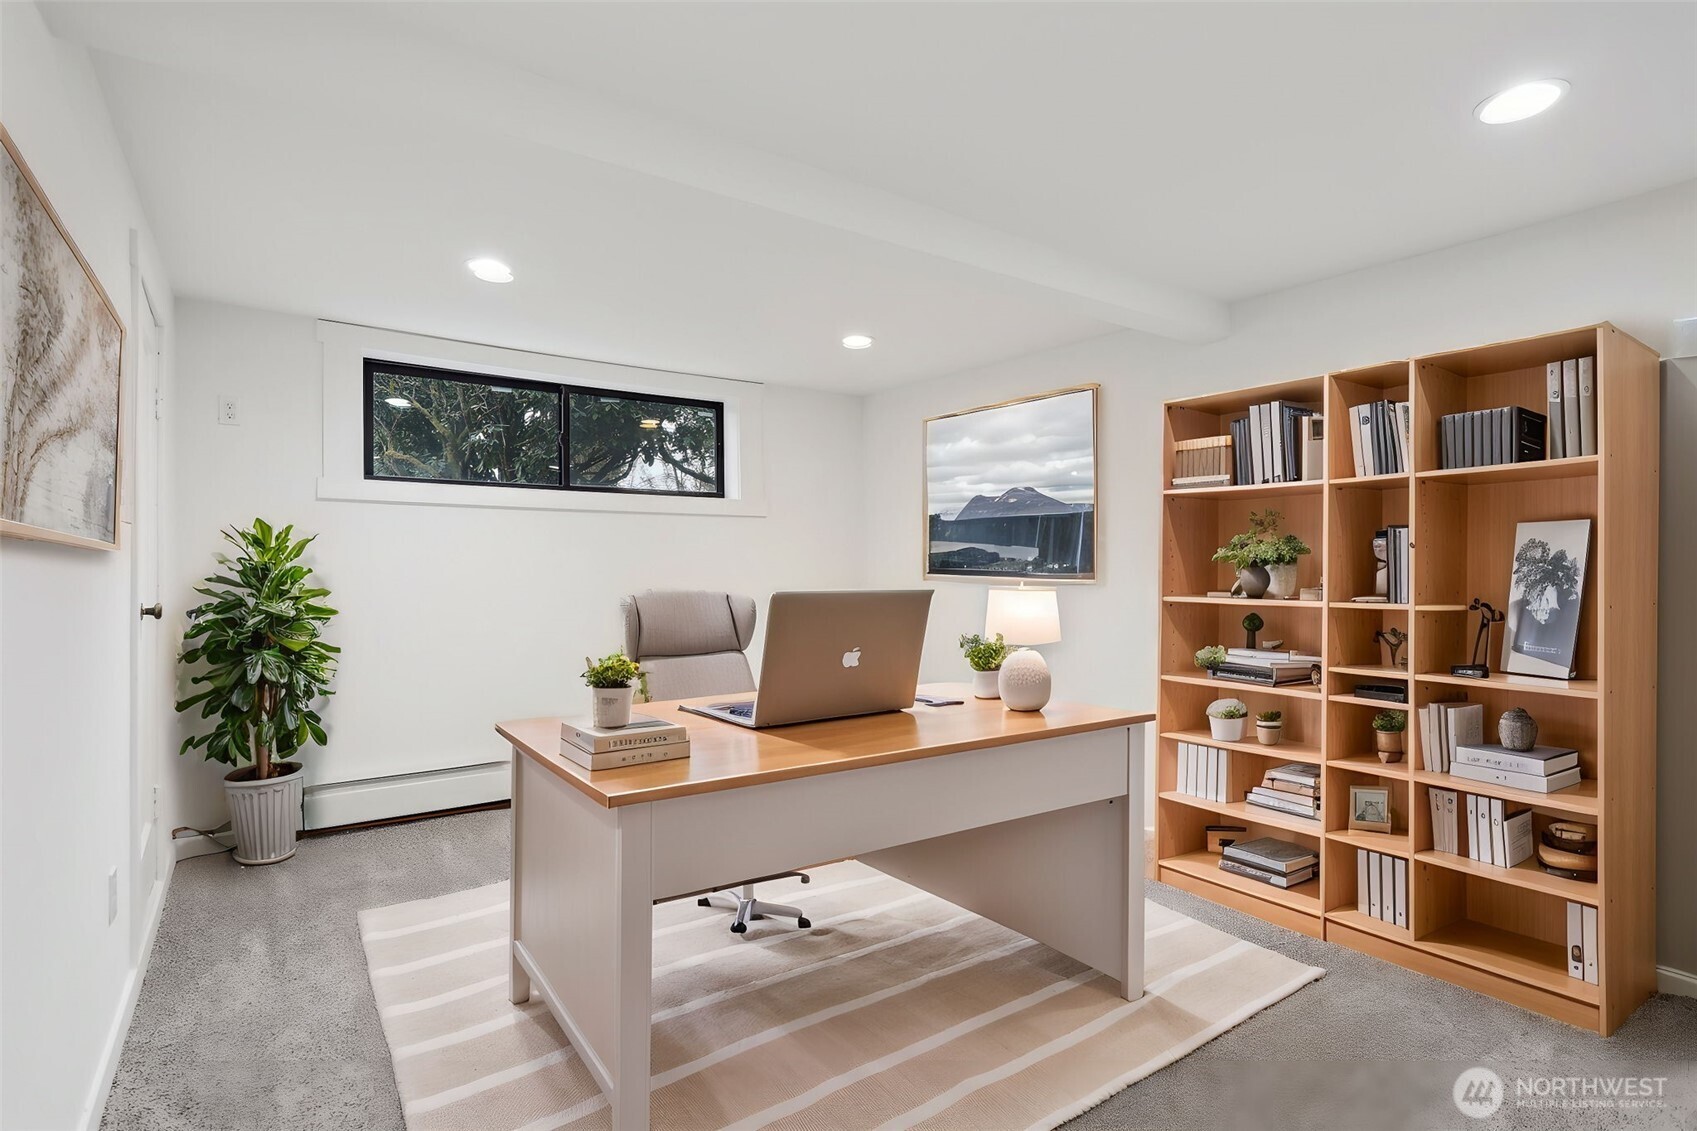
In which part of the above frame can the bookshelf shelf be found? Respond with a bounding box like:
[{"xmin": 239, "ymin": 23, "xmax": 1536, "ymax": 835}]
[
  {"xmin": 1411, "ymin": 769, "xmax": 1600, "ymax": 817},
  {"xmin": 1160, "ymin": 729, "xmax": 1323, "ymax": 765},
  {"xmin": 1415, "ymin": 850, "xmax": 1601, "ymax": 906},
  {"xmin": 1158, "ymin": 791, "xmax": 1324, "ymax": 836},
  {"xmin": 1158, "ymin": 323, "xmax": 1658, "ymax": 1035}
]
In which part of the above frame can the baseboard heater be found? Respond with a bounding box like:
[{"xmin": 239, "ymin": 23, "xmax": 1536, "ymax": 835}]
[{"xmin": 304, "ymin": 760, "xmax": 511, "ymax": 831}]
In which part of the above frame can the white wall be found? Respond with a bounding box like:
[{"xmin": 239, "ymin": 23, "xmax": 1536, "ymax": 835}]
[
  {"xmin": 167, "ymin": 300, "xmax": 867, "ymax": 829},
  {"xmin": 862, "ymin": 181, "xmax": 1697, "ymax": 974},
  {"xmin": 0, "ymin": 4, "xmax": 177, "ymax": 1129}
]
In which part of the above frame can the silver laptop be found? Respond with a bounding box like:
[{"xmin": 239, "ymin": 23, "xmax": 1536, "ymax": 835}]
[{"xmin": 680, "ymin": 590, "xmax": 933, "ymax": 729}]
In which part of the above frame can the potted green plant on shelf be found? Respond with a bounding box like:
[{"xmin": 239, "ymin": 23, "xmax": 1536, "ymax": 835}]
[
  {"xmin": 1372, "ymin": 709, "xmax": 1407, "ymax": 763},
  {"xmin": 1256, "ymin": 709, "xmax": 1283, "ymax": 746},
  {"xmin": 175, "ymin": 520, "xmax": 338, "ymax": 866},
  {"xmin": 1193, "ymin": 644, "xmax": 1226, "ymax": 675},
  {"xmin": 1207, "ymin": 699, "xmax": 1248, "ymax": 742},
  {"xmin": 1213, "ymin": 509, "xmax": 1311, "ymax": 599},
  {"xmin": 959, "ymin": 632, "xmax": 1009, "ymax": 699},
  {"xmin": 583, "ymin": 652, "xmax": 649, "ymax": 728}
]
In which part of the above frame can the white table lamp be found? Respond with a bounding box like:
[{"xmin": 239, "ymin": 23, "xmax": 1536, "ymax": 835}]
[{"xmin": 984, "ymin": 585, "xmax": 1061, "ymax": 710}]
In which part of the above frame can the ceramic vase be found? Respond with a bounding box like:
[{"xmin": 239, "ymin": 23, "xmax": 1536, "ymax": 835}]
[
  {"xmin": 1265, "ymin": 562, "xmax": 1299, "ymax": 600},
  {"xmin": 1375, "ymin": 729, "xmax": 1404, "ymax": 763},
  {"xmin": 1498, "ymin": 707, "xmax": 1538, "ymax": 752},
  {"xmin": 997, "ymin": 648, "xmax": 1051, "ymax": 711},
  {"xmin": 972, "ymin": 669, "xmax": 1001, "ymax": 700},
  {"xmin": 1235, "ymin": 565, "xmax": 1270, "ymax": 599}
]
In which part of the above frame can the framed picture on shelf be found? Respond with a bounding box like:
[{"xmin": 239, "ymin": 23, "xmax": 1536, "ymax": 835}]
[
  {"xmin": 1501, "ymin": 519, "xmax": 1591, "ymax": 679},
  {"xmin": 1348, "ymin": 785, "xmax": 1392, "ymax": 833},
  {"xmin": 923, "ymin": 385, "xmax": 1097, "ymax": 581}
]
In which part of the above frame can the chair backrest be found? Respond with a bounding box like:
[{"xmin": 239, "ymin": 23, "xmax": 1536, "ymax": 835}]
[{"xmin": 620, "ymin": 590, "xmax": 758, "ymax": 701}]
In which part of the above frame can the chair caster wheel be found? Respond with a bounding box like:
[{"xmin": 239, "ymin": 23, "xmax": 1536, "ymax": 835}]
[
  {"xmin": 730, "ymin": 921, "xmax": 748, "ymax": 934},
  {"xmin": 797, "ymin": 918, "xmax": 811, "ymax": 929},
  {"xmin": 698, "ymin": 898, "xmax": 711, "ymax": 907}
]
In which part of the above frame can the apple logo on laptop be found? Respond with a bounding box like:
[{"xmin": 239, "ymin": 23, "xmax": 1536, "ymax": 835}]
[{"xmin": 842, "ymin": 647, "xmax": 862, "ymax": 669}]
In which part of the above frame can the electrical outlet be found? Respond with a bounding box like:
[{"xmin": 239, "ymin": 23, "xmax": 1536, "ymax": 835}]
[
  {"xmin": 107, "ymin": 867, "xmax": 118, "ymax": 925},
  {"xmin": 217, "ymin": 396, "xmax": 239, "ymax": 426}
]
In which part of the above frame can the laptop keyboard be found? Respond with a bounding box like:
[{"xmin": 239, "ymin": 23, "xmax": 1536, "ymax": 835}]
[{"xmin": 715, "ymin": 702, "xmax": 756, "ymax": 718}]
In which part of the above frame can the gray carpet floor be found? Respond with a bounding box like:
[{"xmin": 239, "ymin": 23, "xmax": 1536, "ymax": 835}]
[{"xmin": 101, "ymin": 808, "xmax": 1697, "ymax": 1130}]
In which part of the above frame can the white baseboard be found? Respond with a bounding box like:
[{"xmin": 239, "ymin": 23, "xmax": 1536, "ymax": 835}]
[
  {"xmin": 1658, "ymin": 964, "xmax": 1697, "ymax": 999},
  {"xmin": 173, "ymin": 827, "xmax": 234, "ymax": 862},
  {"xmin": 79, "ymin": 857, "xmax": 171, "ymax": 1131},
  {"xmin": 303, "ymin": 760, "xmax": 510, "ymax": 830}
]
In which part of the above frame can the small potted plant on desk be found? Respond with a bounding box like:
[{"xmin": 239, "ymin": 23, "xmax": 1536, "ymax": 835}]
[
  {"xmin": 583, "ymin": 652, "xmax": 649, "ymax": 729},
  {"xmin": 958, "ymin": 632, "xmax": 1009, "ymax": 699},
  {"xmin": 1256, "ymin": 709, "xmax": 1283, "ymax": 746},
  {"xmin": 1372, "ymin": 709, "xmax": 1407, "ymax": 763},
  {"xmin": 1207, "ymin": 700, "xmax": 1248, "ymax": 742}
]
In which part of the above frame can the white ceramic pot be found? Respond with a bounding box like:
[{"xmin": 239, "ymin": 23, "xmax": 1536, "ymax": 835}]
[
  {"xmin": 1256, "ymin": 721, "xmax": 1283, "ymax": 746},
  {"xmin": 997, "ymin": 648, "xmax": 1051, "ymax": 711},
  {"xmin": 1208, "ymin": 715, "xmax": 1246, "ymax": 742},
  {"xmin": 1265, "ymin": 562, "xmax": 1299, "ymax": 600},
  {"xmin": 972, "ymin": 669, "xmax": 1001, "ymax": 699},
  {"xmin": 224, "ymin": 762, "xmax": 304, "ymax": 866},
  {"xmin": 592, "ymin": 685, "xmax": 635, "ymax": 728}
]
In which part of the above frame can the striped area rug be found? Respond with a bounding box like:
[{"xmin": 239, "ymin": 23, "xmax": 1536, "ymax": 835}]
[{"xmin": 360, "ymin": 861, "xmax": 1321, "ymax": 1130}]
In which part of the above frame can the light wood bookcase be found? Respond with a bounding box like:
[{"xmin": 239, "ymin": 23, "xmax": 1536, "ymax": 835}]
[{"xmin": 1155, "ymin": 324, "xmax": 1659, "ymax": 1035}]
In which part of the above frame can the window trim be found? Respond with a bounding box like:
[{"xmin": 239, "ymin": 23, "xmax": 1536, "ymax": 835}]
[{"xmin": 363, "ymin": 358, "xmax": 728, "ymax": 500}]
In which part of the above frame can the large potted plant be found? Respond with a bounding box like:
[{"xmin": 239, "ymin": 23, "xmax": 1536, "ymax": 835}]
[
  {"xmin": 1213, "ymin": 509, "xmax": 1311, "ymax": 599},
  {"xmin": 175, "ymin": 520, "xmax": 338, "ymax": 865},
  {"xmin": 958, "ymin": 632, "xmax": 1009, "ymax": 699}
]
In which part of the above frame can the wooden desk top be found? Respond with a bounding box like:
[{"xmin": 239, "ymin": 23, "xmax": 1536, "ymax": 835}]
[{"xmin": 498, "ymin": 684, "xmax": 1153, "ymax": 809}]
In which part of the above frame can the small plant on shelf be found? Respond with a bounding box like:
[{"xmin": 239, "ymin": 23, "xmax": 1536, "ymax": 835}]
[
  {"xmin": 1213, "ymin": 509, "xmax": 1311, "ymax": 600},
  {"xmin": 1207, "ymin": 698, "xmax": 1248, "ymax": 742},
  {"xmin": 1194, "ymin": 644, "xmax": 1227, "ymax": 673},
  {"xmin": 1255, "ymin": 709, "xmax": 1283, "ymax": 747},
  {"xmin": 959, "ymin": 632, "xmax": 1009, "ymax": 699},
  {"xmin": 583, "ymin": 652, "xmax": 649, "ymax": 729},
  {"xmin": 1371, "ymin": 709, "xmax": 1407, "ymax": 763}
]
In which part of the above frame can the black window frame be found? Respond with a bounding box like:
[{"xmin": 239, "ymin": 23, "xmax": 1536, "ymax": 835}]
[{"xmin": 363, "ymin": 358, "xmax": 728, "ymax": 500}]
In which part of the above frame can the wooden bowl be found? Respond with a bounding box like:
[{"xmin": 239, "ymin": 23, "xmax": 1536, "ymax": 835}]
[{"xmin": 1537, "ymin": 821, "xmax": 1598, "ymax": 878}]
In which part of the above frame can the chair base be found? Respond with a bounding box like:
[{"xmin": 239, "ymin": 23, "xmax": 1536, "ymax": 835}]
[{"xmin": 698, "ymin": 878, "xmax": 811, "ymax": 934}]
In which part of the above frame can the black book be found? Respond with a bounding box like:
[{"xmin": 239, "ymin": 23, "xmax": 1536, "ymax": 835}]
[
  {"xmin": 1353, "ymin": 683, "xmax": 1409, "ymax": 703},
  {"xmin": 1511, "ymin": 406, "xmax": 1548, "ymax": 463}
]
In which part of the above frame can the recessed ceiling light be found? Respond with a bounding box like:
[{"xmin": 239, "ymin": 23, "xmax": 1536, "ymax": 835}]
[
  {"xmin": 466, "ymin": 257, "xmax": 514, "ymax": 283},
  {"xmin": 842, "ymin": 334, "xmax": 874, "ymax": 350},
  {"xmin": 384, "ymin": 396, "xmax": 412, "ymax": 408},
  {"xmin": 1475, "ymin": 79, "xmax": 1569, "ymax": 125}
]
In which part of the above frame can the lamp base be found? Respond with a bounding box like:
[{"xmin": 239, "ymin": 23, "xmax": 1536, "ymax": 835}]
[{"xmin": 998, "ymin": 648, "xmax": 1051, "ymax": 711}]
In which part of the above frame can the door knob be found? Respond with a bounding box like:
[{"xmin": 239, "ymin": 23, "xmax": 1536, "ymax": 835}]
[{"xmin": 140, "ymin": 602, "xmax": 164, "ymax": 620}]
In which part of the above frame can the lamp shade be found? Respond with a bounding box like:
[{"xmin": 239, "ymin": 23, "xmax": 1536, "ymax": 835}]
[{"xmin": 985, "ymin": 586, "xmax": 1061, "ymax": 646}]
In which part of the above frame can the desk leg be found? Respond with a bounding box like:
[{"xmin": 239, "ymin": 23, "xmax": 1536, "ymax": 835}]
[
  {"xmin": 509, "ymin": 747, "xmax": 531, "ymax": 1005},
  {"xmin": 1123, "ymin": 722, "xmax": 1147, "ymax": 1001},
  {"xmin": 610, "ymin": 805, "xmax": 654, "ymax": 1131}
]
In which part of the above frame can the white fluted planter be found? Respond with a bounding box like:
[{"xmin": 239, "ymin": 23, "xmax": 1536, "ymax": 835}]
[{"xmin": 224, "ymin": 762, "xmax": 304, "ymax": 866}]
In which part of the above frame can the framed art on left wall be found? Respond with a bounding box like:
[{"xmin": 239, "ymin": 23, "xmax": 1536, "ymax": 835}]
[{"xmin": 0, "ymin": 123, "xmax": 125, "ymax": 551}]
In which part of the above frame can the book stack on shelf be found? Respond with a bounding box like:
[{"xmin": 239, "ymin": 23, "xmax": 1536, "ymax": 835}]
[
  {"xmin": 559, "ymin": 714, "xmax": 690, "ymax": 771},
  {"xmin": 1170, "ymin": 435, "xmax": 1235, "ymax": 490},
  {"xmin": 1357, "ymin": 849, "xmax": 1408, "ymax": 928},
  {"xmin": 1212, "ymin": 647, "xmax": 1321, "ymax": 687},
  {"xmin": 1178, "ymin": 742, "xmax": 1233, "ymax": 801},
  {"xmin": 1428, "ymin": 789, "xmax": 1534, "ymax": 868},
  {"xmin": 1218, "ymin": 836, "xmax": 1317, "ymax": 890},
  {"xmin": 1346, "ymin": 398, "xmax": 1410, "ymax": 477},
  {"xmin": 1438, "ymin": 406, "xmax": 1547, "ymax": 469},
  {"xmin": 1246, "ymin": 762, "xmax": 1320, "ymax": 822},
  {"xmin": 1451, "ymin": 742, "xmax": 1582, "ymax": 795},
  {"xmin": 1546, "ymin": 356, "xmax": 1599, "ymax": 459},
  {"xmin": 1417, "ymin": 700, "xmax": 1479, "ymax": 772},
  {"xmin": 1229, "ymin": 400, "xmax": 1323, "ymax": 485}
]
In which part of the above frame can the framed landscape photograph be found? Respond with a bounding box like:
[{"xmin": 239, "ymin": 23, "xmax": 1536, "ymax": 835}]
[
  {"xmin": 923, "ymin": 385, "xmax": 1097, "ymax": 581},
  {"xmin": 1, "ymin": 124, "xmax": 125, "ymax": 551},
  {"xmin": 1501, "ymin": 518, "xmax": 1591, "ymax": 679}
]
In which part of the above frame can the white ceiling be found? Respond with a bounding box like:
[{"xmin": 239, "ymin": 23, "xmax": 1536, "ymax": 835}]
[{"xmin": 44, "ymin": 2, "xmax": 1697, "ymax": 392}]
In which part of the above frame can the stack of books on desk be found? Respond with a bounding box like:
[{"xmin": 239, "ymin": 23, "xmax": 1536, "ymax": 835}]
[
  {"xmin": 1212, "ymin": 648, "xmax": 1321, "ymax": 686},
  {"xmin": 559, "ymin": 715, "xmax": 690, "ymax": 771},
  {"xmin": 1218, "ymin": 836, "xmax": 1317, "ymax": 889},
  {"xmin": 1245, "ymin": 762, "xmax": 1320, "ymax": 821}
]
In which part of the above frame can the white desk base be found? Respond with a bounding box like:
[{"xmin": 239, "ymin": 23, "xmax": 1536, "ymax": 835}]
[{"xmin": 509, "ymin": 724, "xmax": 1146, "ymax": 1130}]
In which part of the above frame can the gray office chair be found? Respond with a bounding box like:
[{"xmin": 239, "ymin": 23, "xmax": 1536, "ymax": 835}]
[{"xmin": 620, "ymin": 590, "xmax": 811, "ymax": 934}]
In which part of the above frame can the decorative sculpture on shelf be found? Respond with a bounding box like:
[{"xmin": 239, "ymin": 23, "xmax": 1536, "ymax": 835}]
[
  {"xmin": 1375, "ymin": 626, "xmax": 1409, "ymax": 670},
  {"xmin": 1452, "ymin": 598, "xmax": 1505, "ymax": 679},
  {"xmin": 1242, "ymin": 613, "xmax": 1264, "ymax": 649}
]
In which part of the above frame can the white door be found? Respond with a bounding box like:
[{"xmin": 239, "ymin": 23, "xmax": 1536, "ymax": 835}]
[{"xmin": 129, "ymin": 283, "xmax": 165, "ymax": 950}]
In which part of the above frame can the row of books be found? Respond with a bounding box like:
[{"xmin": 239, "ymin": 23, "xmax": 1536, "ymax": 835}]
[
  {"xmin": 1245, "ymin": 762, "xmax": 1320, "ymax": 822},
  {"xmin": 1383, "ymin": 524, "xmax": 1410, "ymax": 605},
  {"xmin": 1218, "ymin": 836, "xmax": 1316, "ymax": 889},
  {"xmin": 1418, "ymin": 700, "xmax": 1583, "ymax": 794},
  {"xmin": 1229, "ymin": 402, "xmax": 1323, "ymax": 486},
  {"xmin": 1547, "ymin": 357, "xmax": 1598, "ymax": 459},
  {"xmin": 559, "ymin": 714, "xmax": 690, "ymax": 771},
  {"xmin": 1210, "ymin": 647, "xmax": 1321, "ymax": 688},
  {"xmin": 1171, "ymin": 435, "xmax": 1234, "ymax": 490},
  {"xmin": 1567, "ymin": 901, "xmax": 1600, "ymax": 984},
  {"xmin": 1438, "ymin": 406, "xmax": 1547, "ymax": 470},
  {"xmin": 1429, "ymin": 788, "xmax": 1534, "ymax": 867},
  {"xmin": 1346, "ymin": 399, "xmax": 1410, "ymax": 477},
  {"xmin": 1177, "ymin": 742, "xmax": 1234, "ymax": 802},
  {"xmin": 1356, "ymin": 849, "xmax": 1408, "ymax": 929}
]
